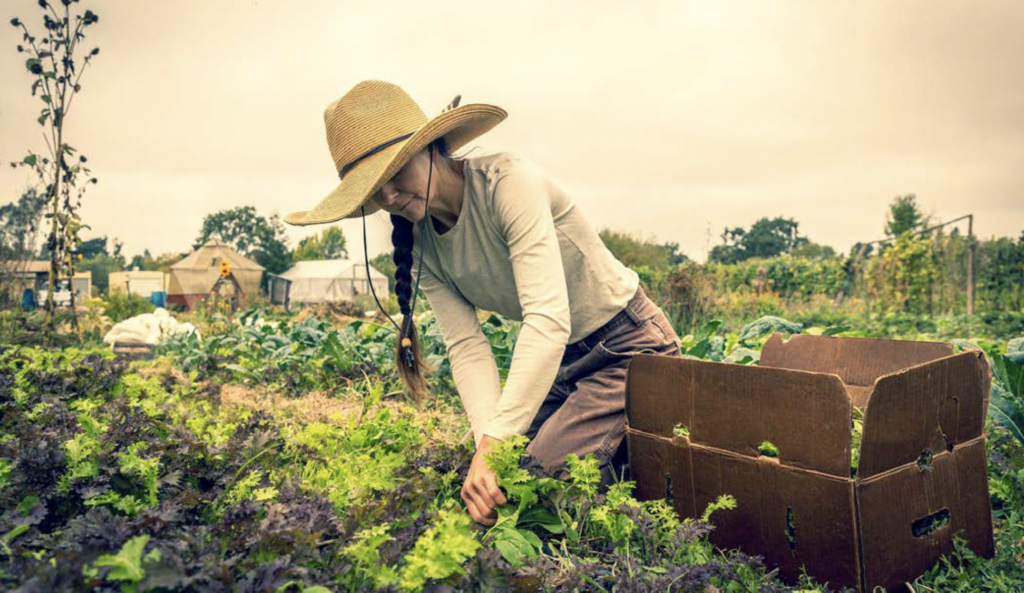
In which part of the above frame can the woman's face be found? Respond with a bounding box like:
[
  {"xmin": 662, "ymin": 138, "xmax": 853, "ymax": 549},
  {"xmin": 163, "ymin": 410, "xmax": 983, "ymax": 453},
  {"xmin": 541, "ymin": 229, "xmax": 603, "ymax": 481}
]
[{"xmin": 370, "ymin": 149, "xmax": 434, "ymax": 222}]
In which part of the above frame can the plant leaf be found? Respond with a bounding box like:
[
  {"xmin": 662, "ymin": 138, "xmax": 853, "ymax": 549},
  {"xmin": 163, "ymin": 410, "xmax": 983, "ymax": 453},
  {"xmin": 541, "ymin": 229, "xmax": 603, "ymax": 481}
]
[
  {"xmin": 738, "ymin": 315, "xmax": 802, "ymax": 345},
  {"xmin": 989, "ymin": 382, "xmax": 1024, "ymax": 448}
]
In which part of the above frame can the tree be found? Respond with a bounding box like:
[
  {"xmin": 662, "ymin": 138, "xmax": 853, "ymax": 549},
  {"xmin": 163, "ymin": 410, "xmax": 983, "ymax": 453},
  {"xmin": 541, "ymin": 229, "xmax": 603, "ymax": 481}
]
[
  {"xmin": 9, "ymin": 3, "xmax": 102, "ymax": 333},
  {"xmin": 708, "ymin": 217, "xmax": 809, "ymax": 264},
  {"xmin": 789, "ymin": 241, "xmax": 836, "ymax": 260},
  {"xmin": 370, "ymin": 252, "xmax": 397, "ymax": 292},
  {"xmin": 77, "ymin": 253, "xmax": 120, "ymax": 293},
  {"xmin": 195, "ymin": 206, "xmax": 293, "ymax": 274},
  {"xmin": 865, "ymin": 233, "xmax": 938, "ymax": 314},
  {"xmin": 0, "ymin": 187, "xmax": 47, "ymax": 261},
  {"xmin": 75, "ymin": 235, "xmax": 125, "ymax": 292},
  {"xmin": 127, "ymin": 249, "xmax": 152, "ymax": 271},
  {"xmin": 127, "ymin": 250, "xmax": 184, "ymax": 273},
  {"xmin": 76, "ymin": 236, "xmax": 107, "ymax": 260},
  {"xmin": 294, "ymin": 226, "xmax": 348, "ymax": 261},
  {"xmin": 885, "ymin": 194, "xmax": 927, "ymax": 237},
  {"xmin": 598, "ymin": 228, "xmax": 689, "ymax": 271},
  {"xmin": 0, "ymin": 187, "xmax": 48, "ymax": 306}
]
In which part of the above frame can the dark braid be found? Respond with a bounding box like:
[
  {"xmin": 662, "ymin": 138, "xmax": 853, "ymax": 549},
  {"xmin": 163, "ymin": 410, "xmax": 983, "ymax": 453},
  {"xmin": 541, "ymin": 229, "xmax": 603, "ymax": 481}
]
[
  {"xmin": 389, "ymin": 210, "xmax": 430, "ymax": 402},
  {"xmin": 391, "ymin": 214, "xmax": 415, "ymax": 315},
  {"xmin": 388, "ymin": 137, "xmax": 460, "ymax": 402}
]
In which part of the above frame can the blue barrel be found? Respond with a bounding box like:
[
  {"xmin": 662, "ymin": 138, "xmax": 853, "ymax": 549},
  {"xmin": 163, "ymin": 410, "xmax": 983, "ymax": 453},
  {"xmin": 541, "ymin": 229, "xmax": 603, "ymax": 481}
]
[
  {"xmin": 22, "ymin": 288, "xmax": 36, "ymax": 311},
  {"xmin": 150, "ymin": 291, "xmax": 167, "ymax": 307}
]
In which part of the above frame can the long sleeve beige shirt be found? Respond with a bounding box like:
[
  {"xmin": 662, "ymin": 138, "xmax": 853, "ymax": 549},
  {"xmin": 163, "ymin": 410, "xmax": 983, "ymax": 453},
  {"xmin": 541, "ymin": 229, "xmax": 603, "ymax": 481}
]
[{"xmin": 411, "ymin": 151, "xmax": 639, "ymax": 444}]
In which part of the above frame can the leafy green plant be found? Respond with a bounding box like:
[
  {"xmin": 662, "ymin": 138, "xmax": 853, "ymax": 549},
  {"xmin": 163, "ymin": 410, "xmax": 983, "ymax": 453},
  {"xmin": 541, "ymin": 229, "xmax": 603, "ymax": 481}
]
[
  {"xmin": 342, "ymin": 523, "xmax": 400, "ymax": 590},
  {"xmin": 58, "ymin": 412, "xmax": 107, "ymax": 492},
  {"xmin": 82, "ymin": 534, "xmax": 161, "ymax": 592},
  {"xmin": 589, "ymin": 480, "xmax": 642, "ymax": 551},
  {"xmin": 223, "ymin": 469, "xmax": 278, "ymax": 507},
  {"xmin": 989, "ymin": 338, "xmax": 1024, "ymax": 448},
  {"xmin": 758, "ymin": 441, "xmax": 780, "ymax": 458},
  {"xmin": 737, "ymin": 315, "xmax": 802, "ymax": 346},
  {"xmin": 101, "ymin": 293, "xmax": 155, "ymax": 323},
  {"xmin": 679, "ymin": 319, "xmax": 723, "ymax": 359},
  {"xmin": 482, "ymin": 435, "xmax": 563, "ymax": 566},
  {"xmin": 82, "ymin": 491, "xmax": 147, "ymax": 517},
  {"xmin": 117, "ymin": 442, "xmax": 164, "ymax": 507},
  {"xmin": 916, "ymin": 514, "xmax": 1024, "ymax": 592},
  {"xmin": 287, "ymin": 406, "xmax": 425, "ymax": 513},
  {"xmin": 398, "ymin": 506, "xmax": 481, "ymax": 592}
]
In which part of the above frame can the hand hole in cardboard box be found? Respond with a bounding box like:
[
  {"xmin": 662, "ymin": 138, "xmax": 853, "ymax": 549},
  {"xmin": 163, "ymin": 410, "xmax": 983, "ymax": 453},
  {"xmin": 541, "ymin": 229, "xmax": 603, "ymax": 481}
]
[
  {"xmin": 916, "ymin": 449, "xmax": 933, "ymax": 473},
  {"xmin": 758, "ymin": 441, "xmax": 780, "ymax": 462},
  {"xmin": 785, "ymin": 507, "xmax": 796, "ymax": 550},
  {"xmin": 911, "ymin": 508, "xmax": 950, "ymax": 538}
]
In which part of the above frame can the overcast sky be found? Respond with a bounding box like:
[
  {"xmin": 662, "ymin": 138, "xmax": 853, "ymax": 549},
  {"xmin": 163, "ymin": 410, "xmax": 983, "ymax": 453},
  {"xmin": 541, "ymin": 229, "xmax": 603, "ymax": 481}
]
[{"xmin": 1, "ymin": 0, "xmax": 1022, "ymax": 264}]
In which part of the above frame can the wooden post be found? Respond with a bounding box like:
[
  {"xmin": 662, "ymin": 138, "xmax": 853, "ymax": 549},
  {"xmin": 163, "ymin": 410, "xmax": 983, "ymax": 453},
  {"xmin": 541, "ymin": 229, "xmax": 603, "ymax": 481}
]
[{"xmin": 967, "ymin": 214, "xmax": 974, "ymax": 316}]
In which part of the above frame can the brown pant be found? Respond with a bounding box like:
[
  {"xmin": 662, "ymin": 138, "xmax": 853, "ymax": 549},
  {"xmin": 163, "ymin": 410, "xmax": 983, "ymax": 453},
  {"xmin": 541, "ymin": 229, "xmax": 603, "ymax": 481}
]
[{"xmin": 523, "ymin": 286, "xmax": 682, "ymax": 486}]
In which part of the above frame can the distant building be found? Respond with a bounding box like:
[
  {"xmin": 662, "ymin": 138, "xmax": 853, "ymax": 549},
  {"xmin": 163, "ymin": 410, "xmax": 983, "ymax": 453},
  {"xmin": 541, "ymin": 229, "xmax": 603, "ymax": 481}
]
[
  {"xmin": 1, "ymin": 260, "xmax": 92, "ymax": 303},
  {"xmin": 167, "ymin": 239, "xmax": 264, "ymax": 310},
  {"xmin": 278, "ymin": 259, "xmax": 389, "ymax": 305},
  {"xmin": 108, "ymin": 270, "xmax": 167, "ymax": 299}
]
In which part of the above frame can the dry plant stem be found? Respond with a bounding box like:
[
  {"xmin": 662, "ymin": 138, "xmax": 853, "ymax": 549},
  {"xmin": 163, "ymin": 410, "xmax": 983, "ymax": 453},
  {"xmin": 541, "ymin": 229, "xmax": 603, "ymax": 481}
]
[
  {"xmin": 14, "ymin": 21, "xmax": 58, "ymax": 332},
  {"xmin": 14, "ymin": 4, "xmax": 98, "ymax": 338}
]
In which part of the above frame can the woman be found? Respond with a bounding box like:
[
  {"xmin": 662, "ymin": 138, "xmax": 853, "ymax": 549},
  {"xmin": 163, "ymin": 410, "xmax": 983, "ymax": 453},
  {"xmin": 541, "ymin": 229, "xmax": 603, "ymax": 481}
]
[{"xmin": 286, "ymin": 80, "xmax": 681, "ymax": 526}]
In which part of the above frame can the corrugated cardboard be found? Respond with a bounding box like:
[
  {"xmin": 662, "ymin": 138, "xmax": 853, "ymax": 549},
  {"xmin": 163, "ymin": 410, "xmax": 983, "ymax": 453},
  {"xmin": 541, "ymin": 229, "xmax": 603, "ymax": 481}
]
[{"xmin": 626, "ymin": 333, "xmax": 994, "ymax": 592}]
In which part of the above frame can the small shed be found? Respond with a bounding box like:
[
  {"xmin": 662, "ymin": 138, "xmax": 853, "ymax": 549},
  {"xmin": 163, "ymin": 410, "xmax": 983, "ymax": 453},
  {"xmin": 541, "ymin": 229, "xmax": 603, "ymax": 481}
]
[
  {"xmin": 108, "ymin": 270, "xmax": 167, "ymax": 299},
  {"xmin": 279, "ymin": 259, "xmax": 389, "ymax": 304},
  {"xmin": 167, "ymin": 239, "xmax": 264, "ymax": 310},
  {"xmin": 2, "ymin": 260, "xmax": 92, "ymax": 301}
]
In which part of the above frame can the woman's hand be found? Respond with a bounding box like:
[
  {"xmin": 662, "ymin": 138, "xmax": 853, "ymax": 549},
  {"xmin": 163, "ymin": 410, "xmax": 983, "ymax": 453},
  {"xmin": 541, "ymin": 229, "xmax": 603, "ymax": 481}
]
[{"xmin": 461, "ymin": 435, "xmax": 508, "ymax": 526}]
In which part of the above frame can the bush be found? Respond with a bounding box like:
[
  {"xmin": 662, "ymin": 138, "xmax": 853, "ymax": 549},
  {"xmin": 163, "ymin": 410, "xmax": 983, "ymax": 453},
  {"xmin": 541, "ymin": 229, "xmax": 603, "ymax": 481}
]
[
  {"xmin": 706, "ymin": 256, "xmax": 847, "ymax": 300},
  {"xmin": 640, "ymin": 262, "xmax": 715, "ymax": 335},
  {"xmin": 102, "ymin": 293, "xmax": 156, "ymax": 323},
  {"xmin": 353, "ymin": 292, "xmax": 401, "ymax": 317}
]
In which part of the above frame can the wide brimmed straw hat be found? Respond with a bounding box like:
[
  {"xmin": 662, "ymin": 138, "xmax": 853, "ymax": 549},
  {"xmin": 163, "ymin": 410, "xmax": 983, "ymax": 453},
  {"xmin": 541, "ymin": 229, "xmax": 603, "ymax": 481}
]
[{"xmin": 284, "ymin": 80, "xmax": 507, "ymax": 226}]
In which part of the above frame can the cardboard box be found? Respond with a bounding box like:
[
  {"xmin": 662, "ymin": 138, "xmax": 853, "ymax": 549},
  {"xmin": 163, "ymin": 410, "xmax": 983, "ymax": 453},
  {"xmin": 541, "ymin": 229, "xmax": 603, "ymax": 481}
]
[{"xmin": 625, "ymin": 334, "xmax": 994, "ymax": 592}]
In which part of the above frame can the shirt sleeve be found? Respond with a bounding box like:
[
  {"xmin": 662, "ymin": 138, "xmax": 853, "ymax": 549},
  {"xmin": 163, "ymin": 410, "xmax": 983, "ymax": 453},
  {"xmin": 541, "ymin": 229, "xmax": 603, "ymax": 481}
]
[
  {"xmin": 416, "ymin": 260, "xmax": 503, "ymax": 446},
  {"xmin": 481, "ymin": 159, "xmax": 572, "ymax": 441}
]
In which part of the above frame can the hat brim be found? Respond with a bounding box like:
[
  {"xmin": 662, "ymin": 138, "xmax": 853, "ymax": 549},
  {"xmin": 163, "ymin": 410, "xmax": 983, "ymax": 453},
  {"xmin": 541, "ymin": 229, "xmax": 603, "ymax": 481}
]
[{"xmin": 284, "ymin": 103, "xmax": 507, "ymax": 226}]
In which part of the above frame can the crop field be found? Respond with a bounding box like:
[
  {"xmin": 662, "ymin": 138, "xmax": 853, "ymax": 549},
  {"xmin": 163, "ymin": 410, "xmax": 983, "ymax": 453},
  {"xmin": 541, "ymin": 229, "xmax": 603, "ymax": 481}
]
[
  {"xmin": 2, "ymin": 304, "xmax": 1023, "ymax": 593},
  {"xmin": 2, "ymin": 2, "xmax": 1023, "ymax": 591}
]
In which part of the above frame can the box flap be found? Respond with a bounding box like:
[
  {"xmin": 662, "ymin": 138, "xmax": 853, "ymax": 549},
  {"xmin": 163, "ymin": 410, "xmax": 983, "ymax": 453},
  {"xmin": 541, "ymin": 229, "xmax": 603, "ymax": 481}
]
[
  {"xmin": 857, "ymin": 350, "xmax": 990, "ymax": 479},
  {"xmin": 627, "ymin": 354, "xmax": 852, "ymax": 477},
  {"xmin": 760, "ymin": 334, "xmax": 954, "ymax": 393},
  {"xmin": 856, "ymin": 437, "xmax": 994, "ymax": 590}
]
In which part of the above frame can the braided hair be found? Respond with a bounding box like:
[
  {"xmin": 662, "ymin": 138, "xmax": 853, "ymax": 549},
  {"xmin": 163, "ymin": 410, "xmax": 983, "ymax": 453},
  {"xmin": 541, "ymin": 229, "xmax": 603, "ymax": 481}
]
[{"xmin": 391, "ymin": 137, "xmax": 462, "ymax": 402}]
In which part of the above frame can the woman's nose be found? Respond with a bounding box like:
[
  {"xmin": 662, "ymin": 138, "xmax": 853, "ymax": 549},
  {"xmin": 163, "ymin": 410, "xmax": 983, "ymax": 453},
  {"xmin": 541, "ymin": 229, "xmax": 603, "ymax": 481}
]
[{"xmin": 377, "ymin": 183, "xmax": 399, "ymax": 205}]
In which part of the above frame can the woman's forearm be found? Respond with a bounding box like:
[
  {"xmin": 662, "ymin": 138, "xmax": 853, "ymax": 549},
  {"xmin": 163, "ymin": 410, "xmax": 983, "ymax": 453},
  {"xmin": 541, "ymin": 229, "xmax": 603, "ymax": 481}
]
[{"xmin": 481, "ymin": 313, "xmax": 569, "ymax": 440}]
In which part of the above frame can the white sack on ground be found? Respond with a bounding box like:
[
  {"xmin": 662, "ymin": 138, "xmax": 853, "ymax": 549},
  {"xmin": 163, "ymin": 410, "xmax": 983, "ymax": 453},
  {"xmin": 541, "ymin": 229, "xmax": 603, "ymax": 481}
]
[{"xmin": 103, "ymin": 308, "xmax": 200, "ymax": 345}]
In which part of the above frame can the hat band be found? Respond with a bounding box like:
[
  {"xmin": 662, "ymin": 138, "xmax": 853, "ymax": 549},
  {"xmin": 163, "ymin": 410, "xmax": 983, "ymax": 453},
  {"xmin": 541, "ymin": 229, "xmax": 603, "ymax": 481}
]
[{"xmin": 338, "ymin": 132, "xmax": 415, "ymax": 180}]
